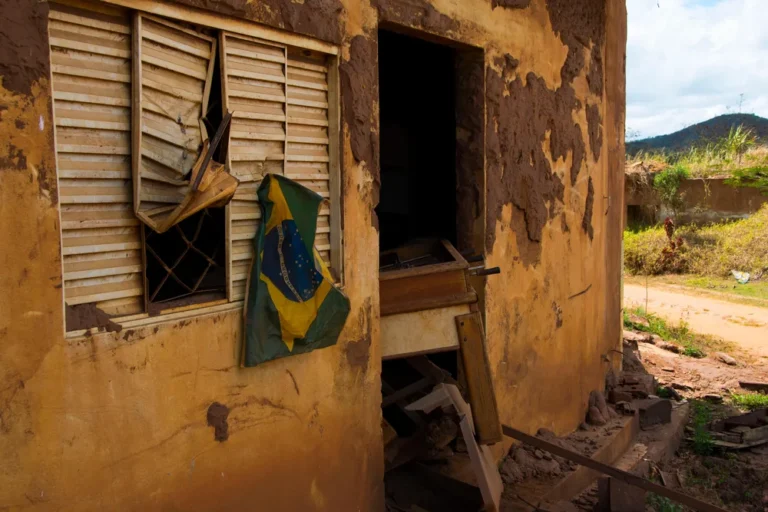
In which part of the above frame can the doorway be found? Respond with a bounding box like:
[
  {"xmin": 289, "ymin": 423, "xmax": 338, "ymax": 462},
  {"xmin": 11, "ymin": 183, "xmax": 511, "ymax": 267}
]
[
  {"xmin": 377, "ymin": 28, "xmax": 490, "ymax": 511},
  {"xmin": 377, "ymin": 29, "xmax": 458, "ymax": 251}
]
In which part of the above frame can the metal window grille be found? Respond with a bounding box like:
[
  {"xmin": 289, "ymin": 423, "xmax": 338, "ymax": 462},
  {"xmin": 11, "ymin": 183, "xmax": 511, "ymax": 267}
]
[{"xmin": 145, "ymin": 208, "xmax": 227, "ymax": 307}]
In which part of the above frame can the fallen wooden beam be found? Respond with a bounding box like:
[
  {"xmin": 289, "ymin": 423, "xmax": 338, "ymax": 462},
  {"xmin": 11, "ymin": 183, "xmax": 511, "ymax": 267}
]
[{"xmin": 502, "ymin": 424, "xmax": 729, "ymax": 512}]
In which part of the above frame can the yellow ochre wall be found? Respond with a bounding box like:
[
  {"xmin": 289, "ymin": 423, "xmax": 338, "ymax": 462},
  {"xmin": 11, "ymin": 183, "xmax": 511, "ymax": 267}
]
[{"xmin": 0, "ymin": 0, "xmax": 626, "ymax": 510}]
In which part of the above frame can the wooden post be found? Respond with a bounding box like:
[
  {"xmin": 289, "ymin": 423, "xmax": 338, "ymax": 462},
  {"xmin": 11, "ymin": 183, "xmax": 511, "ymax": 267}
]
[{"xmin": 455, "ymin": 312, "xmax": 502, "ymax": 445}]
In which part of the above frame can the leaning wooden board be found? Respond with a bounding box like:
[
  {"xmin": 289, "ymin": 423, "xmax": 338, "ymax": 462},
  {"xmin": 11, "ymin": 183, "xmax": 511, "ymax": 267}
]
[{"xmin": 455, "ymin": 312, "xmax": 502, "ymax": 445}]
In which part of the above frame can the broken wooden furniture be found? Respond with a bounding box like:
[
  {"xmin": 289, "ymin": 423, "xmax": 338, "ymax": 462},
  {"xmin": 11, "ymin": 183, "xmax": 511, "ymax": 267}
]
[
  {"xmin": 380, "ymin": 239, "xmax": 476, "ymax": 357},
  {"xmin": 380, "ymin": 239, "xmax": 502, "ymax": 445}
]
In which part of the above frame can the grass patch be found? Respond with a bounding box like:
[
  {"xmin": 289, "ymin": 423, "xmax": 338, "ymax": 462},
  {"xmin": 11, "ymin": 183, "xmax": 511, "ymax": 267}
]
[
  {"xmin": 730, "ymin": 392, "xmax": 768, "ymax": 411},
  {"xmin": 684, "ymin": 275, "xmax": 768, "ymax": 301},
  {"xmin": 647, "ymin": 493, "xmax": 683, "ymax": 512},
  {"xmin": 624, "ymin": 204, "xmax": 768, "ymax": 277},
  {"xmin": 690, "ymin": 400, "xmax": 716, "ymax": 456},
  {"xmin": 623, "ymin": 306, "xmax": 731, "ymax": 358}
]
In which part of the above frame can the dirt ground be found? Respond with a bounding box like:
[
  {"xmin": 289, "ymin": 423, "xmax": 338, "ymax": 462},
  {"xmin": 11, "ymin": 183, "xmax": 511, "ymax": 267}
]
[
  {"xmin": 632, "ymin": 338, "xmax": 768, "ymax": 511},
  {"xmin": 497, "ymin": 331, "xmax": 768, "ymax": 512},
  {"xmin": 637, "ymin": 342, "xmax": 768, "ymax": 400},
  {"xmin": 662, "ymin": 426, "xmax": 768, "ymax": 511},
  {"xmin": 624, "ymin": 283, "xmax": 768, "ymax": 359}
]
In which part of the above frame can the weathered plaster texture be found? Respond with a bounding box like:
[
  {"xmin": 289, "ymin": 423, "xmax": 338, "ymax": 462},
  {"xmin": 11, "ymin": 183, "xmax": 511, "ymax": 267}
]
[{"xmin": 0, "ymin": 0, "xmax": 626, "ymax": 509}]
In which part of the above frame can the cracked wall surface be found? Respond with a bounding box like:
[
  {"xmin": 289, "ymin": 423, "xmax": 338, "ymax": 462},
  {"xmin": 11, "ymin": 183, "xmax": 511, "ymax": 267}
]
[{"xmin": 0, "ymin": 0, "xmax": 626, "ymax": 509}]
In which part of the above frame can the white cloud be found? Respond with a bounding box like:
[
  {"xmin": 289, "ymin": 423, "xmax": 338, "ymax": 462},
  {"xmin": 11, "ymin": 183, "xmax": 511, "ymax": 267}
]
[{"xmin": 627, "ymin": 0, "xmax": 768, "ymax": 138}]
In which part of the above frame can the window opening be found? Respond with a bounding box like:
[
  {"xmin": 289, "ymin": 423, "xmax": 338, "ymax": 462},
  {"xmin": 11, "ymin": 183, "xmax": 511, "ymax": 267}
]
[
  {"xmin": 50, "ymin": 1, "xmax": 342, "ymax": 333},
  {"xmin": 144, "ymin": 208, "xmax": 227, "ymax": 313}
]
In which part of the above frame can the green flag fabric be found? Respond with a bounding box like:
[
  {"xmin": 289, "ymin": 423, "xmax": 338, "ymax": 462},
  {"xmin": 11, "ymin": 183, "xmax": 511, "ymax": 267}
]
[{"xmin": 242, "ymin": 174, "xmax": 350, "ymax": 366}]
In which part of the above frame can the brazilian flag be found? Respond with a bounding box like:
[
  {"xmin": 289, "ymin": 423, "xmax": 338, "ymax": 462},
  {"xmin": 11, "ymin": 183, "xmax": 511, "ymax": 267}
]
[{"xmin": 242, "ymin": 174, "xmax": 350, "ymax": 366}]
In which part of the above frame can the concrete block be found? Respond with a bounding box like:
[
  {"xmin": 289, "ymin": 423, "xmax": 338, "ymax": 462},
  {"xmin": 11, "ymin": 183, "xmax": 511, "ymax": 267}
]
[
  {"xmin": 621, "ymin": 373, "xmax": 656, "ymax": 396},
  {"xmin": 609, "ymin": 389, "xmax": 633, "ymax": 404},
  {"xmin": 636, "ymin": 398, "xmax": 672, "ymax": 429}
]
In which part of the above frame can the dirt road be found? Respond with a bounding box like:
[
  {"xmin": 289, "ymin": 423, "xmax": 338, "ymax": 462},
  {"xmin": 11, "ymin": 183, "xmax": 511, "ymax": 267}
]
[{"xmin": 624, "ymin": 283, "xmax": 768, "ymax": 359}]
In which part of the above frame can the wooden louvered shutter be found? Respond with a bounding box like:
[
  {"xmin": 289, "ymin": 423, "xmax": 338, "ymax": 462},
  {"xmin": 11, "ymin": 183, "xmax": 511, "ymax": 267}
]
[
  {"xmin": 50, "ymin": 3, "xmax": 145, "ymax": 318},
  {"xmin": 220, "ymin": 33, "xmax": 338, "ymax": 301},
  {"xmin": 132, "ymin": 14, "xmax": 217, "ymax": 231},
  {"xmin": 285, "ymin": 48, "xmax": 334, "ymax": 264}
]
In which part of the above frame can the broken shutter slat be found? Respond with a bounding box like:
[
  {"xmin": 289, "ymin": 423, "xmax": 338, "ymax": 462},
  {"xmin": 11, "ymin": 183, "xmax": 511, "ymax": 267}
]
[
  {"xmin": 51, "ymin": 3, "xmax": 146, "ymax": 322},
  {"xmin": 132, "ymin": 13, "xmax": 216, "ymax": 232}
]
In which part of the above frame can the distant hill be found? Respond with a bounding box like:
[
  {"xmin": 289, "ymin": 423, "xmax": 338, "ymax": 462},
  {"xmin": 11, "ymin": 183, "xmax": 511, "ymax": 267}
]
[{"xmin": 627, "ymin": 113, "xmax": 768, "ymax": 155}]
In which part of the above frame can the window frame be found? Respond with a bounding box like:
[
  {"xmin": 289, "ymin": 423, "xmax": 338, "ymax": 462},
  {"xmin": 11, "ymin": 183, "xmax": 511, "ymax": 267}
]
[{"xmin": 52, "ymin": 0, "xmax": 344, "ymax": 337}]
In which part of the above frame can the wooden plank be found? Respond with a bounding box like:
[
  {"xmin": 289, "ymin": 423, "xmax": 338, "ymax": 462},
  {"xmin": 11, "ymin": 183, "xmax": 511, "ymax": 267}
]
[
  {"xmin": 49, "ymin": 8, "xmax": 130, "ymax": 34},
  {"xmin": 141, "ymin": 52, "xmax": 207, "ymax": 81},
  {"xmin": 382, "ymin": 419, "xmax": 398, "ymax": 446},
  {"xmin": 101, "ymin": 0, "xmax": 337, "ymax": 53},
  {"xmin": 501, "ymin": 425, "xmax": 731, "ymax": 512},
  {"xmin": 49, "ymin": 20, "xmax": 129, "ymax": 43},
  {"xmin": 455, "ymin": 312, "xmax": 502, "ymax": 445},
  {"xmin": 380, "ymin": 268, "xmax": 468, "ymax": 309},
  {"xmin": 287, "ymin": 78, "xmax": 327, "ymax": 91},
  {"xmin": 132, "ymin": 11, "xmax": 142, "ymax": 213},
  {"xmin": 140, "ymin": 13, "xmax": 215, "ymax": 42},
  {"xmin": 64, "ymin": 263, "xmax": 142, "ymax": 280},
  {"xmin": 49, "ymin": 35, "xmax": 130, "ymax": 59},
  {"xmin": 382, "ymin": 291, "xmax": 477, "ymax": 317},
  {"xmin": 381, "ymin": 305, "xmax": 468, "ymax": 360},
  {"xmin": 201, "ymin": 36, "xmax": 217, "ymax": 125},
  {"xmin": 461, "ymin": 415, "xmax": 502, "ymax": 512},
  {"xmin": 141, "ymin": 23, "xmax": 211, "ymax": 59}
]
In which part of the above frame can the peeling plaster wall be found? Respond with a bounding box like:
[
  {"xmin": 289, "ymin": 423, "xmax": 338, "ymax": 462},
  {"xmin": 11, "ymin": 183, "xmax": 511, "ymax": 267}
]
[{"xmin": 0, "ymin": 0, "xmax": 625, "ymax": 510}]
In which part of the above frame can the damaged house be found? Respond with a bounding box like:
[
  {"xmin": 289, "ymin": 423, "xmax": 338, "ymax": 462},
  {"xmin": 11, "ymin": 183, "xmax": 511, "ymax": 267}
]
[{"xmin": 0, "ymin": 0, "xmax": 626, "ymax": 510}]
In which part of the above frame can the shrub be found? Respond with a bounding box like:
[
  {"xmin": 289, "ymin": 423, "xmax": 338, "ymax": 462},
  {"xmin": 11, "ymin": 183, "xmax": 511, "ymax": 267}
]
[
  {"xmin": 721, "ymin": 124, "xmax": 757, "ymax": 166},
  {"xmin": 725, "ymin": 166, "xmax": 768, "ymax": 196},
  {"xmin": 690, "ymin": 400, "xmax": 716, "ymax": 456},
  {"xmin": 624, "ymin": 204, "xmax": 768, "ymax": 277},
  {"xmin": 654, "ymin": 164, "xmax": 690, "ymax": 217},
  {"xmin": 647, "ymin": 494, "xmax": 683, "ymax": 512},
  {"xmin": 730, "ymin": 392, "xmax": 768, "ymax": 411}
]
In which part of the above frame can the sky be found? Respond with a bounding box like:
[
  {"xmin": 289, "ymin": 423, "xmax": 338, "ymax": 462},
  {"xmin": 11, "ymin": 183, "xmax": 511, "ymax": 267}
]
[{"xmin": 627, "ymin": 0, "xmax": 768, "ymax": 139}]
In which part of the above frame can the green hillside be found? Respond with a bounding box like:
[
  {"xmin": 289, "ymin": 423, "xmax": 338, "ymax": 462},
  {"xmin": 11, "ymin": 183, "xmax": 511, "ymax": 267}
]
[{"xmin": 628, "ymin": 113, "xmax": 768, "ymax": 154}]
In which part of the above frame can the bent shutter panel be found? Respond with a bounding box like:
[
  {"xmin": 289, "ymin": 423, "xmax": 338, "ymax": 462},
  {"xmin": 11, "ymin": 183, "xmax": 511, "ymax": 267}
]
[
  {"xmin": 50, "ymin": 3, "xmax": 145, "ymax": 318},
  {"xmin": 220, "ymin": 33, "xmax": 335, "ymax": 301},
  {"xmin": 133, "ymin": 14, "xmax": 216, "ymax": 231}
]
